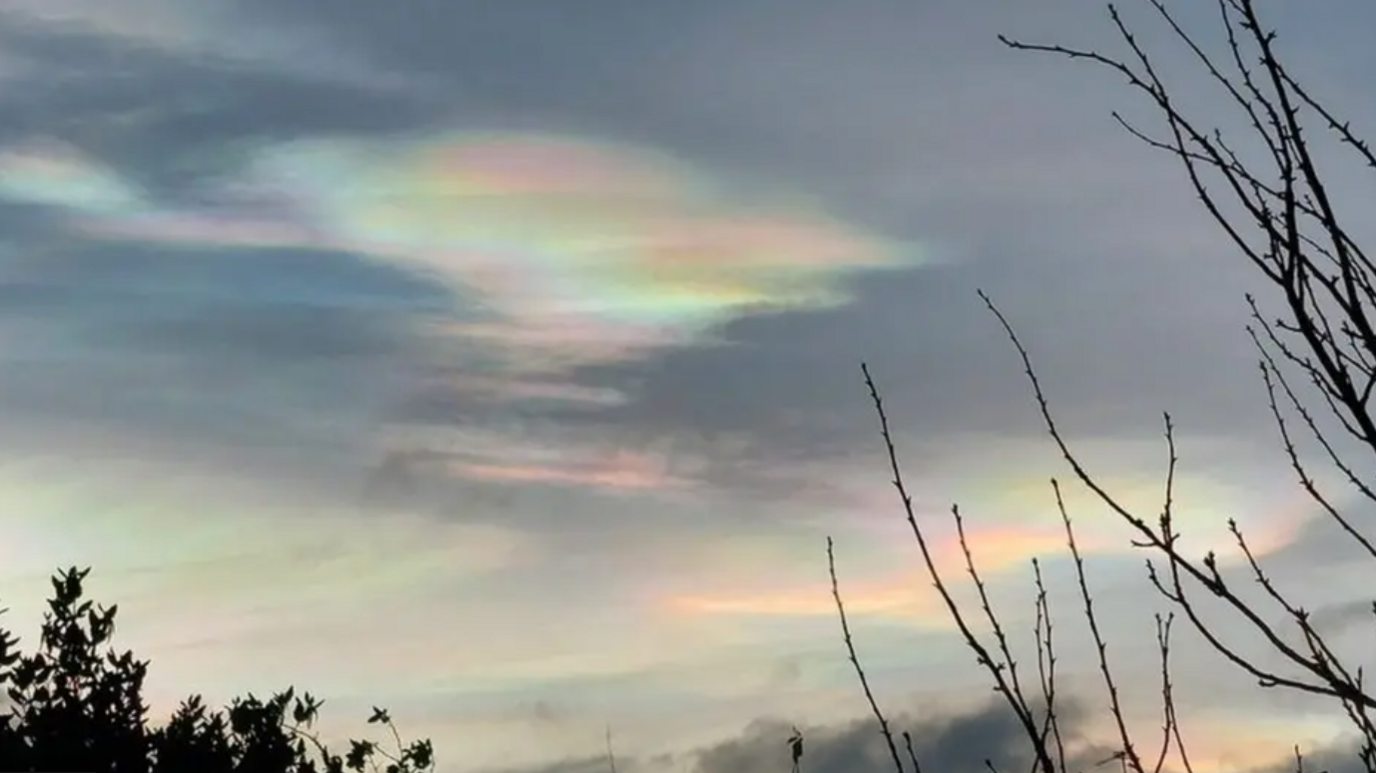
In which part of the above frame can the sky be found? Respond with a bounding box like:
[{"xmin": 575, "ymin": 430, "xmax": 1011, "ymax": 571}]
[{"xmin": 0, "ymin": 1, "xmax": 1375, "ymax": 772}]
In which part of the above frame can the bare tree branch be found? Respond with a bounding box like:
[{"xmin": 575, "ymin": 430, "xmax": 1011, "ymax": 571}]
[{"xmin": 833, "ymin": 2, "xmax": 1376, "ymax": 771}]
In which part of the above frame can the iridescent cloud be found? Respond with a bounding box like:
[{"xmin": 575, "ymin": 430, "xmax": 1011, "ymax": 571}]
[
  {"xmin": 652, "ymin": 437, "xmax": 1322, "ymax": 634},
  {"xmin": 373, "ymin": 422, "xmax": 704, "ymax": 496},
  {"xmin": 0, "ymin": 132, "xmax": 914, "ymax": 373},
  {"xmin": 665, "ymin": 572, "xmax": 942, "ymax": 619},
  {"xmin": 0, "ymin": 139, "xmax": 146, "ymax": 216},
  {"xmin": 657, "ymin": 521, "xmax": 1115, "ymax": 627},
  {"xmin": 0, "ymin": 132, "xmax": 919, "ymax": 490}
]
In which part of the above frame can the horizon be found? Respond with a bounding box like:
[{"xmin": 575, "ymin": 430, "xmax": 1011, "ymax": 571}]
[{"xmin": 0, "ymin": 2, "xmax": 1374, "ymax": 772}]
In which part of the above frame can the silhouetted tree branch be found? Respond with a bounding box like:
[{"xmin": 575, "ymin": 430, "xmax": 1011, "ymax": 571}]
[{"xmin": 832, "ymin": 1, "xmax": 1376, "ymax": 772}]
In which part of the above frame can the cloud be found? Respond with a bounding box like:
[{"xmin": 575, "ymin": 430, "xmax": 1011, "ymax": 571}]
[
  {"xmin": 481, "ymin": 692, "xmax": 1356, "ymax": 773},
  {"xmin": 0, "ymin": 25, "xmax": 437, "ymax": 210},
  {"xmin": 0, "ymin": 139, "xmax": 142, "ymax": 213},
  {"xmin": 0, "ymin": 0, "xmax": 1294, "ymax": 517},
  {"xmin": 0, "ymin": 132, "xmax": 915, "ymax": 371},
  {"xmin": 571, "ymin": 697, "xmax": 1108, "ymax": 773},
  {"xmin": 1249, "ymin": 738, "xmax": 1366, "ymax": 773},
  {"xmin": 0, "ymin": 126, "xmax": 928, "ymax": 504},
  {"xmin": 0, "ymin": 0, "xmax": 415, "ymax": 91},
  {"xmin": 675, "ymin": 674, "xmax": 1356, "ymax": 773},
  {"xmin": 485, "ymin": 758, "xmax": 618, "ymax": 773}
]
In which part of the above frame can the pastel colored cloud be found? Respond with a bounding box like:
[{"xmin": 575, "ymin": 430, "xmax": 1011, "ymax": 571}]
[
  {"xmin": 665, "ymin": 572, "xmax": 940, "ymax": 619},
  {"xmin": 373, "ymin": 422, "xmax": 707, "ymax": 497},
  {"xmin": 0, "ymin": 139, "xmax": 147, "ymax": 216},
  {"xmin": 432, "ymin": 373, "xmax": 629, "ymax": 409},
  {"xmin": 896, "ymin": 435, "xmax": 1322, "ymax": 564},
  {"xmin": 0, "ymin": 133, "xmax": 914, "ymax": 375},
  {"xmin": 657, "ymin": 521, "xmax": 1116, "ymax": 629},
  {"xmin": 649, "ymin": 435, "xmax": 1327, "ymax": 643},
  {"xmin": 0, "ymin": 132, "xmax": 919, "ymax": 494},
  {"xmin": 1114, "ymin": 711, "xmax": 1349, "ymax": 773}
]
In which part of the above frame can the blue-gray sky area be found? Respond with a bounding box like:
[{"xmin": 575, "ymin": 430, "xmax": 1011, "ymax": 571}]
[{"xmin": 1, "ymin": 1, "xmax": 1374, "ymax": 771}]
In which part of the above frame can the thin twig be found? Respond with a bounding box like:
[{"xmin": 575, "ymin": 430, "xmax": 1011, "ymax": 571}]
[{"xmin": 828, "ymin": 536, "xmax": 907, "ymax": 773}]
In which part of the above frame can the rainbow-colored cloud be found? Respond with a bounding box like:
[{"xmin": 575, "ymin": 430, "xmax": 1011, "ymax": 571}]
[
  {"xmin": 0, "ymin": 131, "xmax": 919, "ymax": 493},
  {"xmin": 0, "ymin": 132, "xmax": 914, "ymax": 376}
]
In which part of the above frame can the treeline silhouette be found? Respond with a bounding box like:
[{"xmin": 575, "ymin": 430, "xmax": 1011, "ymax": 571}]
[{"xmin": 0, "ymin": 566, "xmax": 436, "ymax": 773}]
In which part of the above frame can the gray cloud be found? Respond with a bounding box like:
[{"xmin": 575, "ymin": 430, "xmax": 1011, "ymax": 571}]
[
  {"xmin": 486, "ymin": 757, "xmax": 617, "ymax": 773},
  {"xmin": 0, "ymin": 235, "xmax": 439, "ymax": 453},
  {"xmin": 1308, "ymin": 599, "xmax": 1376, "ymax": 639},
  {"xmin": 1262, "ymin": 510, "xmax": 1376, "ymax": 574},
  {"xmin": 1250, "ymin": 739, "xmax": 1365, "ymax": 773},
  {"xmin": 0, "ymin": 18, "xmax": 439, "ymax": 197},
  {"xmin": 479, "ymin": 697, "xmax": 1112, "ymax": 773}
]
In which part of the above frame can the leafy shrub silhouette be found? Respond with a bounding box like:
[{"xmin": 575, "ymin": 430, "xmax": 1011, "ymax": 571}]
[{"xmin": 0, "ymin": 566, "xmax": 435, "ymax": 773}]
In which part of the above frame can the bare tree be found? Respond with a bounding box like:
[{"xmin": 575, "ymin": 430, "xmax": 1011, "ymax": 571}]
[{"xmin": 830, "ymin": 2, "xmax": 1376, "ymax": 773}]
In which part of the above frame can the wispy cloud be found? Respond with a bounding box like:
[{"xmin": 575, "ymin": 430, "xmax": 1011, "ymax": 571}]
[
  {"xmin": 0, "ymin": 138, "xmax": 145, "ymax": 214},
  {"xmin": 0, "ymin": 0, "xmax": 410, "ymax": 90},
  {"xmin": 1, "ymin": 132, "xmax": 916, "ymax": 373},
  {"xmin": 0, "ymin": 129, "xmax": 925, "ymax": 495}
]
